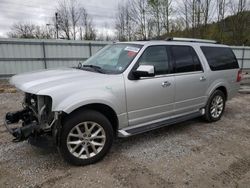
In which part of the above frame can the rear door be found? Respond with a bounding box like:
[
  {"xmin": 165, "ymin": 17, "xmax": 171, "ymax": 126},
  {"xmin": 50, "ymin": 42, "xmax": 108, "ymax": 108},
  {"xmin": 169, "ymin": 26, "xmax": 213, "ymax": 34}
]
[{"xmin": 170, "ymin": 45, "xmax": 208, "ymax": 115}]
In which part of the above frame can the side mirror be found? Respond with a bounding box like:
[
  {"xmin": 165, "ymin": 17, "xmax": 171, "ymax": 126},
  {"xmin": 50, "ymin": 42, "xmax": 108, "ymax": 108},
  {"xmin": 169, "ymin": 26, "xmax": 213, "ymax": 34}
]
[{"xmin": 132, "ymin": 65, "xmax": 155, "ymax": 79}]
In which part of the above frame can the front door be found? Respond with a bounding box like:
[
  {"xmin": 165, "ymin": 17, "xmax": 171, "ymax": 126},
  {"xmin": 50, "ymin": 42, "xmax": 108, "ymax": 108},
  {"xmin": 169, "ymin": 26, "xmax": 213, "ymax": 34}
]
[{"xmin": 125, "ymin": 45, "xmax": 175, "ymax": 126}]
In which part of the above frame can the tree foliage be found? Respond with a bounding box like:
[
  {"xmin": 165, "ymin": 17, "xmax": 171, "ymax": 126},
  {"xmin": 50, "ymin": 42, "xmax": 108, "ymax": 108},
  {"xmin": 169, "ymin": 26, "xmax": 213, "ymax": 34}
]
[
  {"xmin": 8, "ymin": 0, "xmax": 97, "ymax": 40},
  {"xmin": 115, "ymin": 0, "xmax": 250, "ymax": 45},
  {"xmin": 7, "ymin": 23, "xmax": 54, "ymax": 39},
  {"xmin": 55, "ymin": 0, "xmax": 96, "ymax": 40},
  {"xmin": 7, "ymin": 0, "xmax": 250, "ymax": 45}
]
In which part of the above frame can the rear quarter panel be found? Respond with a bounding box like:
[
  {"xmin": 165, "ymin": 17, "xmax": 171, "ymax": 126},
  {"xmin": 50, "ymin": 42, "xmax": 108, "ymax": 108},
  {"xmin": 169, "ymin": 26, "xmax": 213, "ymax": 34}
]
[
  {"xmin": 196, "ymin": 44, "xmax": 240, "ymax": 100},
  {"xmin": 206, "ymin": 69, "xmax": 240, "ymax": 100}
]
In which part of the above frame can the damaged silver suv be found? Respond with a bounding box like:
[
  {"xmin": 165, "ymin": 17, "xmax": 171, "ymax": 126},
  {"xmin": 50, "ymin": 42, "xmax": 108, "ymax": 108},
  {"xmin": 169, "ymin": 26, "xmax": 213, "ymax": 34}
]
[{"xmin": 4, "ymin": 38, "xmax": 241, "ymax": 165}]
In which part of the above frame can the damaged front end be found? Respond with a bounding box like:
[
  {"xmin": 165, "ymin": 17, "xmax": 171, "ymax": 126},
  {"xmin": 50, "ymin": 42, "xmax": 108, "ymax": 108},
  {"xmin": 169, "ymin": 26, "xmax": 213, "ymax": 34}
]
[{"xmin": 4, "ymin": 93, "xmax": 60, "ymax": 142}]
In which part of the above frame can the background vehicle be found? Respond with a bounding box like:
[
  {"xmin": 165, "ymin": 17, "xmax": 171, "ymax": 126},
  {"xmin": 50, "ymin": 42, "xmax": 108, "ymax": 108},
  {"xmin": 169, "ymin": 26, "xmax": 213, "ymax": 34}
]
[{"xmin": 4, "ymin": 38, "xmax": 241, "ymax": 165}]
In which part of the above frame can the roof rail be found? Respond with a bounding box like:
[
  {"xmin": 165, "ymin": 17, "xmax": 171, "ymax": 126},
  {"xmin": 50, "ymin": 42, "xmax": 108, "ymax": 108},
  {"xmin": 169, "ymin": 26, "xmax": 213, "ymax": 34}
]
[{"xmin": 165, "ymin": 37, "xmax": 218, "ymax": 44}]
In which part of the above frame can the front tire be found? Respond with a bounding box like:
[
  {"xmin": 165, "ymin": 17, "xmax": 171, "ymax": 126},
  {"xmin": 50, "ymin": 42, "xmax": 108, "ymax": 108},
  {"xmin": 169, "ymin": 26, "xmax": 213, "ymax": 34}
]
[
  {"xmin": 204, "ymin": 90, "xmax": 226, "ymax": 122},
  {"xmin": 59, "ymin": 110, "xmax": 113, "ymax": 166}
]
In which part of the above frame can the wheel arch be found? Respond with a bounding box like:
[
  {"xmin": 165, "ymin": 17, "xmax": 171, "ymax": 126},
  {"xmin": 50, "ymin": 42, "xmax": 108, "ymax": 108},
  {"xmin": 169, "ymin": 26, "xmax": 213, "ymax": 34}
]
[
  {"xmin": 207, "ymin": 82, "xmax": 229, "ymax": 102},
  {"xmin": 215, "ymin": 86, "xmax": 228, "ymax": 101},
  {"xmin": 62, "ymin": 103, "xmax": 119, "ymax": 136}
]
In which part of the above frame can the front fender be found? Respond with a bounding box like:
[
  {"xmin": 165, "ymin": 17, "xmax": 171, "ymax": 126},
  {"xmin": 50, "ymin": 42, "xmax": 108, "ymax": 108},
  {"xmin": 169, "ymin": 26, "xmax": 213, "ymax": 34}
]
[{"xmin": 52, "ymin": 89, "xmax": 122, "ymax": 115}]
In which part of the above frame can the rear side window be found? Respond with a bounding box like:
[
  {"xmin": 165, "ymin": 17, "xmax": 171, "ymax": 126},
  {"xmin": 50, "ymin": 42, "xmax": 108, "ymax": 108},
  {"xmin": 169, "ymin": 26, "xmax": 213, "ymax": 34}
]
[
  {"xmin": 171, "ymin": 46, "xmax": 202, "ymax": 73},
  {"xmin": 201, "ymin": 47, "xmax": 239, "ymax": 71}
]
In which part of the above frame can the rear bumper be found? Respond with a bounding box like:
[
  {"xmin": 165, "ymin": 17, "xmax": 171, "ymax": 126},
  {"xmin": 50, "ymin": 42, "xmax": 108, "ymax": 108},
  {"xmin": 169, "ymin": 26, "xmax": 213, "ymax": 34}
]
[{"xmin": 228, "ymin": 84, "xmax": 240, "ymax": 100}]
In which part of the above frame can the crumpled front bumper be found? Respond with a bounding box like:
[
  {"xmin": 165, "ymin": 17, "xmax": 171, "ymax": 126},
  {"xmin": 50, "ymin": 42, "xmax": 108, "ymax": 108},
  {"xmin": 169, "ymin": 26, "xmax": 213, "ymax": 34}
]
[
  {"xmin": 4, "ymin": 116, "xmax": 15, "ymax": 135},
  {"xmin": 4, "ymin": 110, "xmax": 40, "ymax": 142}
]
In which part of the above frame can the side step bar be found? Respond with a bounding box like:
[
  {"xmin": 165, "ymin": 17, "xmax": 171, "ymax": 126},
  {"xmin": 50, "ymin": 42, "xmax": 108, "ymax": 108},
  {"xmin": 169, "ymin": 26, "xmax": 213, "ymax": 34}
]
[{"xmin": 118, "ymin": 110, "xmax": 203, "ymax": 137}]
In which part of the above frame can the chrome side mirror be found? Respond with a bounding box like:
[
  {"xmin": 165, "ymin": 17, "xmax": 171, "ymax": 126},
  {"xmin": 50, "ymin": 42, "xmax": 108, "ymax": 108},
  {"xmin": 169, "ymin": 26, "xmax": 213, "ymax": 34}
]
[{"xmin": 132, "ymin": 65, "xmax": 155, "ymax": 79}]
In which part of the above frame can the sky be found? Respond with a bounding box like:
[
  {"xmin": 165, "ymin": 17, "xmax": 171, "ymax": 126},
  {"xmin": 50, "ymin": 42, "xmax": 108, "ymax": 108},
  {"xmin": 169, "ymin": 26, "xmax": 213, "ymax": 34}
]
[{"xmin": 0, "ymin": 0, "xmax": 121, "ymax": 37}]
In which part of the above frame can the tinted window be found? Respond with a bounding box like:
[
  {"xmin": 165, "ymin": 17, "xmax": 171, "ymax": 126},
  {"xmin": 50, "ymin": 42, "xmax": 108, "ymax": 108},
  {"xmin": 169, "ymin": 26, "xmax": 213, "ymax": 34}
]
[
  {"xmin": 201, "ymin": 47, "xmax": 239, "ymax": 71},
  {"xmin": 138, "ymin": 46, "xmax": 169, "ymax": 75},
  {"xmin": 171, "ymin": 46, "xmax": 202, "ymax": 73}
]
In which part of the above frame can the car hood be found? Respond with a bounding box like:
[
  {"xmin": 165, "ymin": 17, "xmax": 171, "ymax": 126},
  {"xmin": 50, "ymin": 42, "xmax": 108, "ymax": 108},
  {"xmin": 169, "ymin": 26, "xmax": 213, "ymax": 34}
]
[{"xmin": 10, "ymin": 68, "xmax": 123, "ymax": 95}]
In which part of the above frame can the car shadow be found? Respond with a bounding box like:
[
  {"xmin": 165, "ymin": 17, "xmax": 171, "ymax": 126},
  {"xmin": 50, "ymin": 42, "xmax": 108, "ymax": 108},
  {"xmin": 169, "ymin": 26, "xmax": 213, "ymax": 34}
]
[{"xmin": 27, "ymin": 117, "xmax": 208, "ymax": 157}]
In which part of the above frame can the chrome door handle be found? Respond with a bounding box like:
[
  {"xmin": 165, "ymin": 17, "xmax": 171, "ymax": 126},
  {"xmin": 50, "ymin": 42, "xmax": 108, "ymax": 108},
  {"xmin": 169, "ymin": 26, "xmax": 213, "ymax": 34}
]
[
  {"xmin": 162, "ymin": 81, "xmax": 171, "ymax": 87},
  {"xmin": 200, "ymin": 76, "xmax": 206, "ymax": 81}
]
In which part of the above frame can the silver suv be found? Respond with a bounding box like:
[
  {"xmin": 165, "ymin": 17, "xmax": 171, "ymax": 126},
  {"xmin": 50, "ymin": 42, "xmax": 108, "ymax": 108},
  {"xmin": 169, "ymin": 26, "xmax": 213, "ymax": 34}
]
[{"xmin": 4, "ymin": 38, "xmax": 241, "ymax": 165}]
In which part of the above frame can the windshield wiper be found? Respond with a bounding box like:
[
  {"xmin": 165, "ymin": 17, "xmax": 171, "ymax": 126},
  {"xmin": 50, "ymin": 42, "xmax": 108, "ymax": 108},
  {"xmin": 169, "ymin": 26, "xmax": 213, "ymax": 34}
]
[{"xmin": 79, "ymin": 64, "xmax": 104, "ymax": 73}]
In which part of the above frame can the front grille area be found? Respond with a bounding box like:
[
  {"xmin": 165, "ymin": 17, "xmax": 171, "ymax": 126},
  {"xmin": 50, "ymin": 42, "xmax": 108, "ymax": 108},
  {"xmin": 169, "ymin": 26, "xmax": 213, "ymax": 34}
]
[{"xmin": 24, "ymin": 93, "xmax": 53, "ymax": 126}]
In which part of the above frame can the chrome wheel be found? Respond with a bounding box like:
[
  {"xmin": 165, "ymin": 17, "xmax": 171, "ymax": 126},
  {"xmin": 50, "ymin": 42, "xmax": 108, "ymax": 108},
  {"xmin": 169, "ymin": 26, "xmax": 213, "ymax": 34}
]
[
  {"xmin": 210, "ymin": 95, "xmax": 224, "ymax": 118},
  {"xmin": 67, "ymin": 122, "xmax": 106, "ymax": 159}
]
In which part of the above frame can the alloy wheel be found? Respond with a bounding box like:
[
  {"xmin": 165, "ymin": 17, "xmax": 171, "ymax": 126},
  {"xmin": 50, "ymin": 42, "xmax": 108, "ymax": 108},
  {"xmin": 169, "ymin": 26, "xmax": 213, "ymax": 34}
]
[
  {"xmin": 66, "ymin": 122, "xmax": 106, "ymax": 159},
  {"xmin": 210, "ymin": 95, "xmax": 224, "ymax": 118}
]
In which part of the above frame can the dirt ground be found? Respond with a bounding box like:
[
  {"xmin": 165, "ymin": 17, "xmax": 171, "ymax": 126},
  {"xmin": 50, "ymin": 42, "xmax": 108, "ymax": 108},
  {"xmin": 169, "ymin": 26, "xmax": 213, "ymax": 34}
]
[{"xmin": 0, "ymin": 88, "xmax": 250, "ymax": 188}]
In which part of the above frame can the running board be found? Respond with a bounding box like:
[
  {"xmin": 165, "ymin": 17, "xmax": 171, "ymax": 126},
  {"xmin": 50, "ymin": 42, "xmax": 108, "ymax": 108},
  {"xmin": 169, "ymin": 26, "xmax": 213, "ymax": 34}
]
[{"xmin": 118, "ymin": 111, "xmax": 203, "ymax": 137}]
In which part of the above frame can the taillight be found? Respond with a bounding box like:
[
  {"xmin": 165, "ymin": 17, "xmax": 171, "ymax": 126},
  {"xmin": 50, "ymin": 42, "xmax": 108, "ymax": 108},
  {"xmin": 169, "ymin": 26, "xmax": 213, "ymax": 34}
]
[{"xmin": 237, "ymin": 70, "xmax": 242, "ymax": 82}]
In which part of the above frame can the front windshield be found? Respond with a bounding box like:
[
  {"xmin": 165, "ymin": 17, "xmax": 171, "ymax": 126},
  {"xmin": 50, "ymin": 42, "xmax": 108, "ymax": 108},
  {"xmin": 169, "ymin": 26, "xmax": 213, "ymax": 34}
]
[{"xmin": 82, "ymin": 43, "xmax": 142, "ymax": 74}]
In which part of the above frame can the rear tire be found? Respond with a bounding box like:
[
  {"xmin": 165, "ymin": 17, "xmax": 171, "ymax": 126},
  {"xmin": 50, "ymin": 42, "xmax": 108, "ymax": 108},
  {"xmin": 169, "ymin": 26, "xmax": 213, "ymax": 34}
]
[
  {"xmin": 204, "ymin": 90, "xmax": 226, "ymax": 122},
  {"xmin": 59, "ymin": 109, "xmax": 113, "ymax": 166}
]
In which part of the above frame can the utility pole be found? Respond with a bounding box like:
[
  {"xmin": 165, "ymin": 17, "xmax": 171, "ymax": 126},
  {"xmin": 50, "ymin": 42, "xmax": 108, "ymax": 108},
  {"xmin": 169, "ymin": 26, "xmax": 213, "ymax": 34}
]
[
  {"xmin": 55, "ymin": 12, "xmax": 59, "ymax": 39},
  {"xmin": 46, "ymin": 24, "xmax": 51, "ymax": 39},
  {"xmin": 80, "ymin": 27, "xmax": 83, "ymax": 40},
  {"xmin": 196, "ymin": 0, "xmax": 201, "ymax": 28}
]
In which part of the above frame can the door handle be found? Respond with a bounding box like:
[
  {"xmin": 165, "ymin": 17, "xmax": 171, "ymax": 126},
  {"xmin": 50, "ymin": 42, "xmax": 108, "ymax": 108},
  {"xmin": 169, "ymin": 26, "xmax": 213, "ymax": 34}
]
[
  {"xmin": 200, "ymin": 76, "xmax": 206, "ymax": 81},
  {"xmin": 162, "ymin": 81, "xmax": 171, "ymax": 87}
]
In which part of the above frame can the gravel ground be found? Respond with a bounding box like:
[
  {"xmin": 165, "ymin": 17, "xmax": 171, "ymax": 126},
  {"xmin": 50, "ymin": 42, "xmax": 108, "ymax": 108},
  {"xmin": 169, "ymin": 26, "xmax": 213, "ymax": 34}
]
[{"xmin": 1, "ymin": 90, "xmax": 250, "ymax": 188}]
